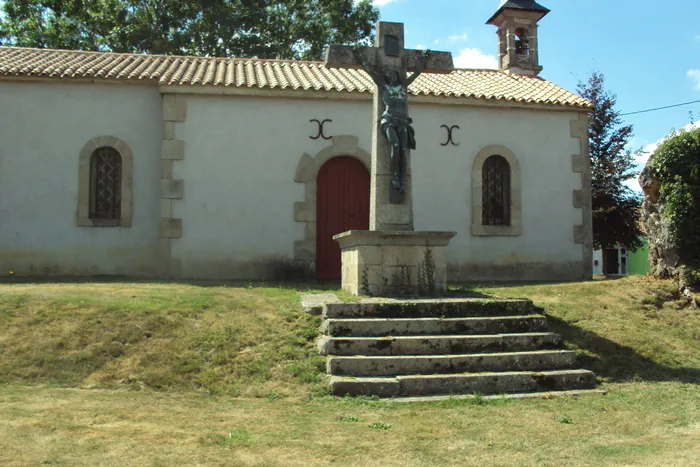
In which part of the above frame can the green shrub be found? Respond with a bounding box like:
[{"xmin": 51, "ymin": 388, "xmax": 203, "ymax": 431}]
[{"xmin": 650, "ymin": 126, "xmax": 700, "ymax": 288}]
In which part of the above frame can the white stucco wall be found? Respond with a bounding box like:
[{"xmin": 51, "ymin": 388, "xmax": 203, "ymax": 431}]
[
  {"xmin": 172, "ymin": 95, "xmax": 373, "ymax": 278},
  {"xmin": 410, "ymin": 103, "xmax": 585, "ymax": 280},
  {"xmin": 173, "ymin": 92, "xmax": 586, "ymax": 280},
  {"xmin": 0, "ymin": 78, "xmax": 587, "ymax": 280},
  {"xmin": 0, "ymin": 81, "xmax": 163, "ymax": 276}
]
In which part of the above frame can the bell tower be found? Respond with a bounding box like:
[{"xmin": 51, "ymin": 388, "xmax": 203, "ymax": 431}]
[{"xmin": 487, "ymin": 0, "xmax": 550, "ymax": 76}]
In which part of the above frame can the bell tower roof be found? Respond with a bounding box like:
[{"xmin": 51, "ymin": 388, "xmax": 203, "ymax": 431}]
[
  {"xmin": 487, "ymin": 0, "xmax": 550, "ymax": 25},
  {"xmin": 487, "ymin": 0, "xmax": 549, "ymax": 76}
]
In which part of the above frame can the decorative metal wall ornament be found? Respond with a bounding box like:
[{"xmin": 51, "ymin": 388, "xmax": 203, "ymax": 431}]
[
  {"xmin": 440, "ymin": 125, "xmax": 460, "ymax": 146},
  {"xmin": 310, "ymin": 119, "xmax": 333, "ymax": 140}
]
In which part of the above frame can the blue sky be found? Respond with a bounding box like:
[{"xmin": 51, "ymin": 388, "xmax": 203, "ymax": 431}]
[{"xmin": 373, "ymin": 0, "xmax": 700, "ymax": 188}]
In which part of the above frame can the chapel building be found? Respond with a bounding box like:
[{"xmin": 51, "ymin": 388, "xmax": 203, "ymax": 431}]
[{"xmin": 0, "ymin": 0, "xmax": 594, "ymax": 281}]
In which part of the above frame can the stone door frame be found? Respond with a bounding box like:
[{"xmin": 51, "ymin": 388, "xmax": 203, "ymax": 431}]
[{"xmin": 293, "ymin": 135, "xmax": 371, "ymax": 266}]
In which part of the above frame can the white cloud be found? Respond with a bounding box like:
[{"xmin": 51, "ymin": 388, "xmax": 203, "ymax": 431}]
[
  {"xmin": 632, "ymin": 142, "xmax": 657, "ymax": 170},
  {"xmin": 415, "ymin": 44, "xmax": 427, "ymax": 50},
  {"xmin": 688, "ymin": 69, "xmax": 700, "ymax": 90},
  {"xmin": 453, "ymin": 48, "xmax": 498, "ymax": 69},
  {"xmin": 624, "ymin": 178, "xmax": 643, "ymax": 193},
  {"xmin": 448, "ymin": 33, "xmax": 469, "ymax": 43}
]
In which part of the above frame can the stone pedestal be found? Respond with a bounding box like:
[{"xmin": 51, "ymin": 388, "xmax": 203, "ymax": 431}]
[{"xmin": 334, "ymin": 230, "xmax": 456, "ymax": 297}]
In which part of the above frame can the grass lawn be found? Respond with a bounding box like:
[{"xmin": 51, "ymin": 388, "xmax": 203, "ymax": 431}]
[{"xmin": 0, "ymin": 276, "xmax": 698, "ymax": 466}]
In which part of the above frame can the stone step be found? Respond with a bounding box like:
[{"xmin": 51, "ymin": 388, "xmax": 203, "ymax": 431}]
[
  {"xmin": 318, "ymin": 332, "xmax": 562, "ymax": 356},
  {"xmin": 391, "ymin": 389, "xmax": 608, "ymax": 403},
  {"xmin": 330, "ymin": 369, "xmax": 597, "ymax": 397},
  {"xmin": 328, "ymin": 350, "xmax": 577, "ymax": 377},
  {"xmin": 321, "ymin": 315, "xmax": 548, "ymax": 337},
  {"xmin": 324, "ymin": 298, "xmax": 533, "ymax": 319}
]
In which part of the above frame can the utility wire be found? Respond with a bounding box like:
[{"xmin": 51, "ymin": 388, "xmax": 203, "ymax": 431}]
[{"xmin": 621, "ymin": 99, "xmax": 700, "ymax": 116}]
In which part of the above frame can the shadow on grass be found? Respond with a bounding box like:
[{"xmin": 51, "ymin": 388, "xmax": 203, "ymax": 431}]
[
  {"xmin": 546, "ymin": 314, "xmax": 700, "ymax": 385},
  {"xmin": 1, "ymin": 274, "xmax": 628, "ymax": 289},
  {"xmin": 0, "ymin": 276, "xmax": 624, "ymax": 294},
  {"xmin": 451, "ymin": 276, "xmax": 626, "ymax": 291},
  {"xmin": 0, "ymin": 276, "xmax": 343, "ymax": 292},
  {"xmin": 0, "ymin": 277, "xmax": 494, "ymax": 298}
]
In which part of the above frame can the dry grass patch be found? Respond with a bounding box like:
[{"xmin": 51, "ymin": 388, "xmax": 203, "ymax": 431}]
[{"xmin": 0, "ymin": 382, "xmax": 698, "ymax": 466}]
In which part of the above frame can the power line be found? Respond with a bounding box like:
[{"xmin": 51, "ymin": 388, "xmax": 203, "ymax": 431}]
[{"xmin": 621, "ymin": 99, "xmax": 700, "ymax": 116}]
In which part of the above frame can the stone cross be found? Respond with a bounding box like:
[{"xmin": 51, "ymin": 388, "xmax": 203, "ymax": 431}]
[{"xmin": 325, "ymin": 22, "xmax": 454, "ymax": 231}]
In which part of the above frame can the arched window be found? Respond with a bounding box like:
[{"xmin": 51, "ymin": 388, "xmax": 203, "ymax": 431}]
[
  {"xmin": 482, "ymin": 155, "xmax": 511, "ymax": 226},
  {"xmin": 77, "ymin": 136, "xmax": 133, "ymax": 227},
  {"xmin": 89, "ymin": 147, "xmax": 122, "ymax": 220},
  {"xmin": 472, "ymin": 145, "xmax": 521, "ymax": 236}
]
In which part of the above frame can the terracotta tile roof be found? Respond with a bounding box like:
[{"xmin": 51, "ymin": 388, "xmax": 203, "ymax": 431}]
[{"xmin": 0, "ymin": 46, "xmax": 591, "ymax": 109}]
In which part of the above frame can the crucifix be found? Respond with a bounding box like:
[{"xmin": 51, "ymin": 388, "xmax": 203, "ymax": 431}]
[{"xmin": 325, "ymin": 22, "xmax": 454, "ymax": 231}]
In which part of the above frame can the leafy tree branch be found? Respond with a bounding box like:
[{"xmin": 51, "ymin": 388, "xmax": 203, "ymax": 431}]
[{"xmin": 0, "ymin": 0, "xmax": 380, "ymax": 60}]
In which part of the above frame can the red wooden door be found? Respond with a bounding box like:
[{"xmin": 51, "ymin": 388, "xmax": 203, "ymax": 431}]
[{"xmin": 316, "ymin": 157, "xmax": 370, "ymax": 280}]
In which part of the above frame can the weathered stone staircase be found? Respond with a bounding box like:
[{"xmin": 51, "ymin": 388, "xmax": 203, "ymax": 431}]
[{"xmin": 314, "ymin": 298, "xmax": 599, "ymax": 399}]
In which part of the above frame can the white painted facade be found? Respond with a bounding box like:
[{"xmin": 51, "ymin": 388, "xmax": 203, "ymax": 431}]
[
  {"xmin": 411, "ymin": 103, "xmax": 585, "ymax": 280},
  {"xmin": 171, "ymin": 95, "xmax": 372, "ymax": 278},
  {"xmin": 0, "ymin": 82, "xmax": 163, "ymax": 276},
  {"xmin": 0, "ymin": 80, "xmax": 589, "ymax": 281}
]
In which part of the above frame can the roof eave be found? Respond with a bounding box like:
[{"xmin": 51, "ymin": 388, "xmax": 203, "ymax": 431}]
[
  {"xmin": 486, "ymin": 6, "xmax": 550, "ymax": 25},
  {"xmin": 159, "ymin": 82, "xmax": 592, "ymax": 112}
]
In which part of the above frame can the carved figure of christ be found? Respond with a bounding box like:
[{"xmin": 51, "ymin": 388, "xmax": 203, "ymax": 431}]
[
  {"xmin": 325, "ymin": 22, "xmax": 454, "ymax": 225},
  {"xmin": 372, "ymin": 60, "xmax": 425, "ymax": 194}
]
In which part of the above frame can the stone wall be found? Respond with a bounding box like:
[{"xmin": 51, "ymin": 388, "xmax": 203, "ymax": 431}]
[{"xmin": 639, "ymin": 162, "xmax": 680, "ymax": 279}]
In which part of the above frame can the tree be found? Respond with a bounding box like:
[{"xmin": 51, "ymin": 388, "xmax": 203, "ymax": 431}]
[
  {"xmin": 0, "ymin": 0, "xmax": 380, "ymax": 60},
  {"xmin": 577, "ymin": 71, "xmax": 643, "ymax": 264}
]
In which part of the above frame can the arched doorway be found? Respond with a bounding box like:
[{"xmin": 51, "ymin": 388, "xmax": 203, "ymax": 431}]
[{"xmin": 316, "ymin": 156, "xmax": 370, "ymax": 280}]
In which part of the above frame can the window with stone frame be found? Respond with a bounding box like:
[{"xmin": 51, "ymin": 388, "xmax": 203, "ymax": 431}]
[
  {"xmin": 482, "ymin": 155, "xmax": 511, "ymax": 226},
  {"xmin": 77, "ymin": 137, "xmax": 133, "ymax": 228},
  {"xmin": 89, "ymin": 147, "xmax": 122, "ymax": 221}
]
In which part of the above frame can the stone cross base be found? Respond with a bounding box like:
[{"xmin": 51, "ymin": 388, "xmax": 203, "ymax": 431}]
[{"xmin": 334, "ymin": 231, "xmax": 457, "ymax": 297}]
